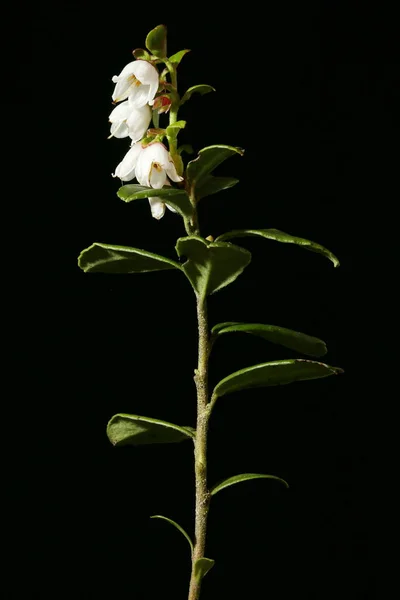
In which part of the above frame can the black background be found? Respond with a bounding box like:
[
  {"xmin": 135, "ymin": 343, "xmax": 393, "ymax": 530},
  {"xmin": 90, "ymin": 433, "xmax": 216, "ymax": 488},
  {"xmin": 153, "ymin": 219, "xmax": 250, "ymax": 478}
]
[{"xmin": 6, "ymin": 1, "xmax": 392, "ymax": 598}]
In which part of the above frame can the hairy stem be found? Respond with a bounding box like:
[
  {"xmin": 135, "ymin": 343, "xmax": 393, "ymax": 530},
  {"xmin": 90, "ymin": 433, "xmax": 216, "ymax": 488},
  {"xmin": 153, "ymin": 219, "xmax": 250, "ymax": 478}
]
[{"xmin": 188, "ymin": 294, "xmax": 211, "ymax": 600}]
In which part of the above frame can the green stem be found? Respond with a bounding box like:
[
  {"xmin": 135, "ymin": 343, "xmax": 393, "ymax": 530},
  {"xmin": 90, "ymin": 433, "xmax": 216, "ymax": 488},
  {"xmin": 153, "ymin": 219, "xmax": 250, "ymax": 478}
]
[
  {"xmin": 187, "ymin": 294, "xmax": 211, "ymax": 600},
  {"xmin": 165, "ymin": 60, "xmax": 181, "ymax": 169}
]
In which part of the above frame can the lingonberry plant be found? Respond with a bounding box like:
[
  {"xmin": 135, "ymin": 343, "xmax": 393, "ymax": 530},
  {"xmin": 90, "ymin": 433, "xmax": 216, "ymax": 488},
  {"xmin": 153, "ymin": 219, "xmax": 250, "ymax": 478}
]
[{"xmin": 78, "ymin": 25, "xmax": 342, "ymax": 600}]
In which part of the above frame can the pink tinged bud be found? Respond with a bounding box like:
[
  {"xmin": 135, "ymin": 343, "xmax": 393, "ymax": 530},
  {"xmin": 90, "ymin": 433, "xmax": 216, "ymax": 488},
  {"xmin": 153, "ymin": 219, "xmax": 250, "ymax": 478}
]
[{"xmin": 153, "ymin": 94, "xmax": 172, "ymax": 114}]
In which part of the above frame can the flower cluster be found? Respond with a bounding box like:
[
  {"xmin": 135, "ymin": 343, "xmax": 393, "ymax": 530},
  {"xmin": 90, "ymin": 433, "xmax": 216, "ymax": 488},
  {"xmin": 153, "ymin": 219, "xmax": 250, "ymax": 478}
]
[{"xmin": 110, "ymin": 59, "xmax": 182, "ymax": 219}]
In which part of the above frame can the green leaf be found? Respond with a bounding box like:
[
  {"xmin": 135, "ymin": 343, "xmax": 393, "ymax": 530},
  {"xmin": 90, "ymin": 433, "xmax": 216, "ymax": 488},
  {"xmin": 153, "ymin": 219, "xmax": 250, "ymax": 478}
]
[
  {"xmin": 194, "ymin": 558, "xmax": 215, "ymax": 580},
  {"xmin": 145, "ymin": 24, "xmax": 167, "ymax": 58},
  {"xmin": 186, "ymin": 145, "xmax": 244, "ymax": 194},
  {"xmin": 211, "ymin": 322, "xmax": 327, "ymax": 357},
  {"xmin": 210, "ymin": 473, "xmax": 289, "ymax": 496},
  {"xmin": 180, "ymin": 84, "xmax": 216, "ymax": 106},
  {"xmin": 107, "ymin": 414, "xmax": 195, "ymax": 446},
  {"xmin": 215, "ymin": 229, "xmax": 339, "ymax": 268},
  {"xmin": 152, "ymin": 109, "xmax": 159, "ymax": 128},
  {"xmin": 168, "ymin": 49, "xmax": 190, "ymax": 65},
  {"xmin": 117, "ymin": 184, "xmax": 193, "ymax": 220},
  {"xmin": 196, "ymin": 175, "xmax": 239, "ymax": 200},
  {"xmin": 178, "ymin": 144, "xmax": 194, "ymax": 155},
  {"xmin": 166, "ymin": 120, "xmax": 186, "ymax": 136},
  {"xmin": 132, "ymin": 48, "xmax": 152, "ymax": 60},
  {"xmin": 78, "ymin": 243, "xmax": 181, "ymax": 275},
  {"xmin": 150, "ymin": 515, "xmax": 193, "ymax": 554},
  {"xmin": 212, "ymin": 359, "xmax": 344, "ymax": 400},
  {"xmin": 176, "ymin": 236, "xmax": 251, "ymax": 298}
]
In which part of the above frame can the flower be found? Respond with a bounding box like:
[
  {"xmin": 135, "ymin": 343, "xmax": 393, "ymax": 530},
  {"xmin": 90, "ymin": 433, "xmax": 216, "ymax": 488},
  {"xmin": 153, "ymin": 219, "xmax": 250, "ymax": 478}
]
[
  {"xmin": 148, "ymin": 182, "xmax": 177, "ymax": 220},
  {"xmin": 108, "ymin": 100, "xmax": 151, "ymax": 142},
  {"xmin": 112, "ymin": 60, "xmax": 159, "ymax": 106},
  {"xmin": 135, "ymin": 142, "xmax": 183, "ymax": 188},
  {"xmin": 152, "ymin": 94, "xmax": 172, "ymax": 114},
  {"xmin": 112, "ymin": 142, "xmax": 142, "ymax": 181}
]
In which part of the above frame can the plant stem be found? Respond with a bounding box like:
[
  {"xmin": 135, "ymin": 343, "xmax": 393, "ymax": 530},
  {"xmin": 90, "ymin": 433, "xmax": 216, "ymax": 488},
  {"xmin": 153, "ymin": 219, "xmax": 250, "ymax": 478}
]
[{"xmin": 188, "ymin": 294, "xmax": 211, "ymax": 600}]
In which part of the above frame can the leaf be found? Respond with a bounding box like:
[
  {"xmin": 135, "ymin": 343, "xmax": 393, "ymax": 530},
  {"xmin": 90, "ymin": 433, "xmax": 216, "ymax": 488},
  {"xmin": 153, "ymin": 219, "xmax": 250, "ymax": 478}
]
[
  {"xmin": 212, "ymin": 359, "xmax": 344, "ymax": 400},
  {"xmin": 180, "ymin": 84, "xmax": 216, "ymax": 106},
  {"xmin": 211, "ymin": 322, "xmax": 327, "ymax": 357},
  {"xmin": 107, "ymin": 414, "xmax": 195, "ymax": 446},
  {"xmin": 178, "ymin": 144, "xmax": 194, "ymax": 155},
  {"xmin": 117, "ymin": 184, "xmax": 193, "ymax": 220},
  {"xmin": 215, "ymin": 229, "xmax": 339, "ymax": 268},
  {"xmin": 186, "ymin": 145, "xmax": 244, "ymax": 194},
  {"xmin": 152, "ymin": 109, "xmax": 159, "ymax": 128},
  {"xmin": 196, "ymin": 175, "xmax": 239, "ymax": 200},
  {"xmin": 150, "ymin": 515, "xmax": 194, "ymax": 554},
  {"xmin": 168, "ymin": 49, "xmax": 190, "ymax": 65},
  {"xmin": 194, "ymin": 558, "xmax": 215, "ymax": 580},
  {"xmin": 132, "ymin": 48, "xmax": 151, "ymax": 60},
  {"xmin": 78, "ymin": 243, "xmax": 182, "ymax": 275},
  {"xmin": 145, "ymin": 24, "xmax": 167, "ymax": 58},
  {"xmin": 176, "ymin": 236, "xmax": 251, "ymax": 298},
  {"xmin": 210, "ymin": 473, "xmax": 289, "ymax": 496},
  {"xmin": 166, "ymin": 120, "xmax": 186, "ymax": 136}
]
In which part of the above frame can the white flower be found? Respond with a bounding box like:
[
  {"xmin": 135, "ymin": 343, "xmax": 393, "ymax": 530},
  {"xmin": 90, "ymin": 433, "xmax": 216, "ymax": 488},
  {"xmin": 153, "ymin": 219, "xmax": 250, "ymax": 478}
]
[
  {"xmin": 112, "ymin": 60, "xmax": 159, "ymax": 106},
  {"xmin": 108, "ymin": 100, "xmax": 151, "ymax": 142},
  {"xmin": 135, "ymin": 142, "xmax": 183, "ymax": 189},
  {"xmin": 112, "ymin": 142, "xmax": 142, "ymax": 181},
  {"xmin": 148, "ymin": 182, "xmax": 177, "ymax": 220}
]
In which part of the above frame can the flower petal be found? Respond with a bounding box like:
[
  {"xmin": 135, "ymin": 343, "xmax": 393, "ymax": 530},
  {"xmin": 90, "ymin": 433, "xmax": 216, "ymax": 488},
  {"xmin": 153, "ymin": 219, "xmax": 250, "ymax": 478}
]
[
  {"xmin": 112, "ymin": 142, "xmax": 142, "ymax": 181},
  {"xmin": 109, "ymin": 101, "xmax": 130, "ymax": 122},
  {"xmin": 128, "ymin": 84, "xmax": 151, "ymax": 108},
  {"xmin": 166, "ymin": 204, "xmax": 177, "ymax": 213},
  {"xmin": 149, "ymin": 164, "xmax": 167, "ymax": 189},
  {"xmin": 148, "ymin": 198, "xmax": 166, "ymax": 220},
  {"xmin": 109, "ymin": 120, "xmax": 129, "ymax": 139},
  {"xmin": 126, "ymin": 104, "xmax": 151, "ymax": 142},
  {"xmin": 165, "ymin": 161, "xmax": 184, "ymax": 183}
]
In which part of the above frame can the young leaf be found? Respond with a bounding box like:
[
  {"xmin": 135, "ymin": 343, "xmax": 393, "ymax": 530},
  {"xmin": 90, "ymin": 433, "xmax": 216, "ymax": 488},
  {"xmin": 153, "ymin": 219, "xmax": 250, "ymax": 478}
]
[
  {"xmin": 168, "ymin": 49, "xmax": 190, "ymax": 65},
  {"xmin": 212, "ymin": 359, "xmax": 344, "ymax": 400},
  {"xmin": 166, "ymin": 120, "xmax": 187, "ymax": 136},
  {"xmin": 180, "ymin": 84, "xmax": 216, "ymax": 106},
  {"xmin": 78, "ymin": 243, "xmax": 182, "ymax": 274},
  {"xmin": 211, "ymin": 322, "xmax": 327, "ymax": 357},
  {"xmin": 107, "ymin": 414, "xmax": 196, "ymax": 446},
  {"xmin": 196, "ymin": 175, "xmax": 239, "ymax": 200},
  {"xmin": 150, "ymin": 515, "xmax": 194, "ymax": 554},
  {"xmin": 118, "ymin": 184, "xmax": 193, "ymax": 220},
  {"xmin": 210, "ymin": 473, "xmax": 289, "ymax": 496},
  {"xmin": 176, "ymin": 236, "xmax": 251, "ymax": 298},
  {"xmin": 215, "ymin": 229, "xmax": 339, "ymax": 268},
  {"xmin": 194, "ymin": 558, "xmax": 215, "ymax": 580},
  {"xmin": 132, "ymin": 48, "xmax": 152, "ymax": 60},
  {"xmin": 178, "ymin": 144, "xmax": 194, "ymax": 155},
  {"xmin": 186, "ymin": 145, "xmax": 244, "ymax": 194},
  {"xmin": 145, "ymin": 24, "xmax": 167, "ymax": 58}
]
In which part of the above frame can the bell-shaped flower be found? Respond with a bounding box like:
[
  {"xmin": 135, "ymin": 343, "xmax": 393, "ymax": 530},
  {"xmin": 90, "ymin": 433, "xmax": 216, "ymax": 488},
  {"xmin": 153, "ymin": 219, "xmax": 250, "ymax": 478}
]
[
  {"xmin": 112, "ymin": 142, "xmax": 142, "ymax": 182},
  {"xmin": 112, "ymin": 60, "xmax": 159, "ymax": 106},
  {"xmin": 108, "ymin": 100, "xmax": 151, "ymax": 142},
  {"xmin": 148, "ymin": 182, "xmax": 177, "ymax": 220},
  {"xmin": 135, "ymin": 142, "xmax": 183, "ymax": 189}
]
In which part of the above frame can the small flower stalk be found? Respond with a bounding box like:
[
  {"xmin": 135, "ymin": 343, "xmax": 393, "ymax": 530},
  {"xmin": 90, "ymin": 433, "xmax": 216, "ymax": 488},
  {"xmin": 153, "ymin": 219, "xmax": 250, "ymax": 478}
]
[{"xmin": 78, "ymin": 24, "xmax": 342, "ymax": 600}]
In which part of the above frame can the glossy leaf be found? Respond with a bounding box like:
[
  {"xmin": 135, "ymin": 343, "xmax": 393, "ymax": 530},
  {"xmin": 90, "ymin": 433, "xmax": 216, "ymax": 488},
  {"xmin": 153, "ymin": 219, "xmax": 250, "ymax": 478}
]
[
  {"xmin": 145, "ymin": 24, "xmax": 167, "ymax": 58},
  {"xmin": 117, "ymin": 184, "xmax": 193, "ymax": 219},
  {"xmin": 150, "ymin": 515, "xmax": 193, "ymax": 554},
  {"xmin": 166, "ymin": 120, "xmax": 186, "ymax": 135},
  {"xmin": 216, "ymin": 229, "xmax": 339, "ymax": 268},
  {"xmin": 107, "ymin": 414, "xmax": 195, "ymax": 446},
  {"xmin": 197, "ymin": 175, "xmax": 239, "ymax": 200},
  {"xmin": 210, "ymin": 473, "xmax": 289, "ymax": 496},
  {"xmin": 176, "ymin": 236, "xmax": 251, "ymax": 298},
  {"xmin": 78, "ymin": 243, "xmax": 182, "ymax": 274},
  {"xmin": 180, "ymin": 84, "xmax": 216, "ymax": 106},
  {"xmin": 168, "ymin": 49, "xmax": 190, "ymax": 65},
  {"xmin": 186, "ymin": 145, "xmax": 244, "ymax": 194},
  {"xmin": 212, "ymin": 359, "xmax": 344, "ymax": 400},
  {"xmin": 132, "ymin": 48, "xmax": 151, "ymax": 60},
  {"xmin": 194, "ymin": 558, "xmax": 215, "ymax": 580},
  {"xmin": 211, "ymin": 322, "xmax": 327, "ymax": 357}
]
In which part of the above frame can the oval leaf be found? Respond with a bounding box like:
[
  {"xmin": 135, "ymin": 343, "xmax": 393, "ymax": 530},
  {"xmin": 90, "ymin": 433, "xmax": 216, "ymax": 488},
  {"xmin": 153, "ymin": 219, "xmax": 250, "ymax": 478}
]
[
  {"xmin": 197, "ymin": 175, "xmax": 239, "ymax": 200},
  {"xmin": 150, "ymin": 515, "xmax": 193, "ymax": 554},
  {"xmin": 215, "ymin": 229, "xmax": 339, "ymax": 268},
  {"xmin": 107, "ymin": 414, "xmax": 195, "ymax": 446},
  {"xmin": 186, "ymin": 145, "xmax": 244, "ymax": 195},
  {"xmin": 166, "ymin": 120, "xmax": 186, "ymax": 136},
  {"xmin": 132, "ymin": 48, "xmax": 151, "ymax": 60},
  {"xmin": 117, "ymin": 184, "xmax": 193, "ymax": 220},
  {"xmin": 168, "ymin": 49, "xmax": 190, "ymax": 65},
  {"xmin": 194, "ymin": 558, "xmax": 215, "ymax": 580},
  {"xmin": 145, "ymin": 24, "xmax": 167, "ymax": 58},
  {"xmin": 176, "ymin": 236, "xmax": 251, "ymax": 298},
  {"xmin": 180, "ymin": 84, "xmax": 216, "ymax": 106},
  {"xmin": 210, "ymin": 473, "xmax": 289, "ymax": 496},
  {"xmin": 212, "ymin": 359, "xmax": 344, "ymax": 400},
  {"xmin": 211, "ymin": 322, "xmax": 327, "ymax": 357},
  {"xmin": 78, "ymin": 243, "xmax": 182, "ymax": 274}
]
